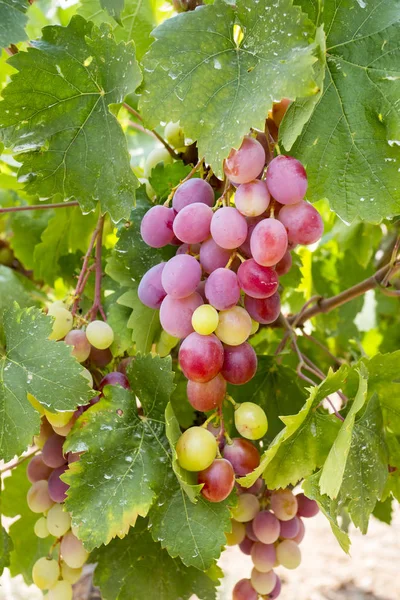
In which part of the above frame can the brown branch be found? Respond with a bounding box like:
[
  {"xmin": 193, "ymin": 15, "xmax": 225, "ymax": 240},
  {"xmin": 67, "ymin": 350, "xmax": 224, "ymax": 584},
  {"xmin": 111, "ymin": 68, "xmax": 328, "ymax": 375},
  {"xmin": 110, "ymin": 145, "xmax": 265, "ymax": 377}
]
[
  {"xmin": 0, "ymin": 447, "xmax": 39, "ymax": 475},
  {"xmin": 0, "ymin": 201, "xmax": 79, "ymax": 215},
  {"xmin": 124, "ymin": 104, "xmax": 180, "ymax": 159},
  {"xmin": 123, "ymin": 102, "xmax": 143, "ymax": 122},
  {"xmin": 85, "ymin": 216, "xmax": 106, "ymax": 322}
]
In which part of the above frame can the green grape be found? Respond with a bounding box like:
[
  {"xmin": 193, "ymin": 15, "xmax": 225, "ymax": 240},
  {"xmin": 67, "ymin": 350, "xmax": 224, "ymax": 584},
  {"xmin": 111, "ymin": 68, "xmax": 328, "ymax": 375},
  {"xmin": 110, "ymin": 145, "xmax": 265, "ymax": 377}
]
[
  {"xmin": 48, "ymin": 305, "xmax": 73, "ymax": 341},
  {"xmin": 250, "ymin": 319, "xmax": 259, "ymax": 335},
  {"xmin": 32, "ymin": 557, "xmax": 60, "ymax": 590},
  {"xmin": 144, "ymin": 147, "xmax": 173, "ymax": 177},
  {"xmin": 27, "ymin": 480, "xmax": 54, "ymax": 513},
  {"xmin": 48, "ymin": 580, "xmax": 73, "ymax": 600},
  {"xmin": 215, "ymin": 306, "xmax": 252, "ymax": 346},
  {"xmin": 45, "ymin": 410, "xmax": 75, "ymax": 428},
  {"xmin": 157, "ymin": 330, "xmax": 179, "ymax": 357},
  {"xmin": 86, "ymin": 320, "xmax": 114, "ymax": 350},
  {"xmin": 47, "ymin": 504, "xmax": 71, "ymax": 537},
  {"xmin": 234, "ymin": 402, "xmax": 268, "ymax": 440},
  {"xmin": 60, "ymin": 532, "xmax": 89, "ymax": 569},
  {"xmin": 231, "ymin": 493, "xmax": 260, "ymax": 523},
  {"xmin": 192, "ymin": 305, "xmax": 219, "ymax": 335},
  {"xmin": 61, "ymin": 562, "xmax": 82, "ymax": 584},
  {"xmin": 164, "ymin": 121, "xmax": 185, "ymax": 149},
  {"xmin": 34, "ymin": 517, "xmax": 50, "ymax": 539},
  {"xmin": 28, "ymin": 393, "xmax": 45, "ymax": 416},
  {"xmin": 225, "ymin": 519, "xmax": 246, "ymax": 546},
  {"xmin": 276, "ymin": 539, "xmax": 301, "ymax": 569},
  {"xmin": 176, "ymin": 426, "xmax": 217, "ymax": 472}
]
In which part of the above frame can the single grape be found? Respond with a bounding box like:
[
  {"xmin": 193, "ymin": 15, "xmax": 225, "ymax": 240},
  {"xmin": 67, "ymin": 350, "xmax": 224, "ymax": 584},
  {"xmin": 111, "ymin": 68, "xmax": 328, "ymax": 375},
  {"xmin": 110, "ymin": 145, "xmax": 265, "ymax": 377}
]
[
  {"xmin": 275, "ymin": 251, "xmax": 292, "ymax": 276},
  {"xmin": 272, "ymin": 98, "xmax": 291, "ymax": 127},
  {"xmin": 48, "ymin": 305, "xmax": 73, "ymax": 341},
  {"xmin": 99, "ymin": 372, "xmax": 130, "ymax": 391},
  {"xmin": 140, "ymin": 205, "xmax": 175, "ymax": 248},
  {"xmin": 269, "ymin": 575, "xmax": 282, "ymax": 599},
  {"xmin": 164, "ymin": 121, "xmax": 185, "ymax": 149},
  {"xmin": 238, "ymin": 259, "xmax": 279, "ymax": 299},
  {"xmin": 231, "ymin": 493, "xmax": 260, "ymax": 523},
  {"xmin": 48, "ymin": 465, "xmax": 69, "ymax": 503},
  {"xmin": 42, "ymin": 434, "xmax": 66, "ymax": 469},
  {"xmin": 253, "ymin": 511, "xmax": 280, "ymax": 544},
  {"xmin": 198, "ymin": 458, "xmax": 235, "ymax": 502},
  {"xmin": 223, "ymin": 438, "xmax": 260, "ymax": 475},
  {"xmin": 266, "ymin": 155, "xmax": 307, "ymax": 205},
  {"xmin": 138, "ymin": 263, "xmax": 167, "ymax": 309},
  {"xmin": 251, "ymin": 542, "xmax": 276, "ymax": 573},
  {"xmin": 210, "ymin": 207, "xmax": 248, "ymax": 249},
  {"xmin": 27, "ymin": 455, "xmax": 53, "ymax": 483},
  {"xmin": 251, "ymin": 568, "xmax": 277, "ymax": 595},
  {"xmin": 187, "ymin": 374, "xmax": 226, "ymax": 411},
  {"xmin": 293, "ymin": 517, "xmax": 305, "ymax": 544},
  {"xmin": 45, "ymin": 410, "xmax": 75, "ymax": 429},
  {"xmin": 64, "ymin": 329, "xmax": 91, "ymax": 363},
  {"xmin": 46, "ymin": 503, "xmax": 72, "ymax": 537},
  {"xmin": 222, "ymin": 343, "xmax": 257, "ymax": 385},
  {"xmin": 276, "ymin": 539, "xmax": 301, "ymax": 569},
  {"xmin": 61, "ymin": 562, "xmax": 82, "ymax": 585},
  {"xmin": 172, "ymin": 178, "xmax": 214, "ymax": 212},
  {"xmin": 199, "ymin": 238, "xmax": 231, "ymax": 274},
  {"xmin": 225, "ymin": 520, "xmax": 246, "ymax": 546},
  {"xmin": 89, "ymin": 346, "xmax": 112, "ymax": 367},
  {"xmin": 173, "ymin": 202, "xmax": 213, "ymax": 244},
  {"xmin": 239, "ymin": 536, "xmax": 254, "ymax": 555},
  {"xmin": 33, "ymin": 418, "xmax": 53, "ymax": 449},
  {"xmin": 215, "ymin": 306, "xmax": 252, "ymax": 346},
  {"xmin": 61, "ymin": 532, "xmax": 89, "ymax": 569},
  {"xmin": 279, "ymin": 516, "xmax": 300, "ymax": 540},
  {"xmin": 250, "ymin": 320, "xmax": 259, "ymax": 335},
  {"xmin": 205, "ymin": 268, "xmax": 241, "ymax": 310},
  {"xmin": 160, "ymin": 292, "xmax": 203, "ymax": 338},
  {"xmin": 235, "ymin": 402, "xmax": 268, "ymax": 440},
  {"xmin": 224, "ymin": 137, "xmax": 266, "ymax": 184},
  {"xmin": 250, "ymin": 218, "xmax": 288, "ymax": 267},
  {"xmin": 86, "ymin": 320, "xmax": 114, "ymax": 350},
  {"xmin": 32, "ymin": 557, "xmax": 60, "ymax": 590},
  {"xmin": 270, "ymin": 489, "xmax": 298, "ymax": 521},
  {"xmin": 296, "ymin": 493, "xmax": 319, "ymax": 518},
  {"xmin": 144, "ymin": 147, "xmax": 173, "ymax": 177},
  {"xmin": 48, "ymin": 580, "xmax": 73, "ymax": 600},
  {"xmin": 232, "ymin": 579, "xmax": 258, "ymax": 600},
  {"xmin": 179, "ymin": 332, "xmax": 224, "ymax": 382},
  {"xmin": 34, "ymin": 517, "xmax": 50, "ymax": 539},
  {"xmin": 192, "ymin": 304, "xmax": 219, "ymax": 336},
  {"xmin": 161, "ymin": 254, "xmax": 202, "ymax": 299},
  {"xmin": 245, "ymin": 521, "xmax": 259, "ymax": 542},
  {"xmin": 244, "ymin": 293, "xmax": 281, "ymax": 325},
  {"xmin": 176, "ymin": 426, "xmax": 217, "ymax": 471},
  {"xmin": 278, "ymin": 201, "xmax": 323, "ymax": 245},
  {"xmin": 235, "ymin": 180, "xmax": 270, "ymax": 217}
]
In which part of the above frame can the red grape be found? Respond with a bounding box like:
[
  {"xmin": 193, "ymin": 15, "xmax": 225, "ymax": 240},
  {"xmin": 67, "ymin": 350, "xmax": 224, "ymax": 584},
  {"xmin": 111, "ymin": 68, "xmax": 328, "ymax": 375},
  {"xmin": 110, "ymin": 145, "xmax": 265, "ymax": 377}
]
[
  {"xmin": 138, "ymin": 263, "xmax": 167, "ymax": 309},
  {"xmin": 187, "ymin": 374, "xmax": 226, "ymax": 411},
  {"xmin": 210, "ymin": 207, "xmax": 248, "ymax": 249},
  {"xmin": 253, "ymin": 511, "xmax": 280, "ymax": 544},
  {"xmin": 199, "ymin": 237, "xmax": 231, "ymax": 274},
  {"xmin": 239, "ymin": 537, "xmax": 254, "ymax": 555},
  {"xmin": 48, "ymin": 465, "xmax": 69, "ymax": 503},
  {"xmin": 89, "ymin": 346, "xmax": 112, "ymax": 368},
  {"xmin": 275, "ymin": 251, "xmax": 292, "ymax": 276},
  {"xmin": 232, "ymin": 579, "xmax": 258, "ymax": 600},
  {"xmin": 27, "ymin": 455, "xmax": 53, "ymax": 483},
  {"xmin": 140, "ymin": 205, "xmax": 175, "ymax": 248},
  {"xmin": 266, "ymin": 155, "xmax": 307, "ymax": 205},
  {"xmin": 198, "ymin": 458, "xmax": 235, "ymax": 502},
  {"xmin": 42, "ymin": 434, "xmax": 67, "ymax": 469},
  {"xmin": 99, "ymin": 372, "xmax": 130, "ymax": 391},
  {"xmin": 296, "ymin": 493, "xmax": 319, "ymax": 518},
  {"xmin": 205, "ymin": 268, "xmax": 241, "ymax": 310},
  {"xmin": 222, "ymin": 343, "xmax": 257, "ymax": 385},
  {"xmin": 179, "ymin": 333, "xmax": 224, "ymax": 382},
  {"xmin": 244, "ymin": 293, "xmax": 281, "ymax": 324},
  {"xmin": 224, "ymin": 137, "xmax": 265, "ymax": 185},
  {"xmin": 278, "ymin": 201, "xmax": 323, "ymax": 245},
  {"xmin": 279, "ymin": 516, "xmax": 300, "ymax": 539},
  {"xmin": 223, "ymin": 438, "xmax": 260, "ymax": 476},
  {"xmin": 237, "ymin": 259, "xmax": 279, "ymax": 299},
  {"xmin": 250, "ymin": 218, "xmax": 288, "ymax": 266}
]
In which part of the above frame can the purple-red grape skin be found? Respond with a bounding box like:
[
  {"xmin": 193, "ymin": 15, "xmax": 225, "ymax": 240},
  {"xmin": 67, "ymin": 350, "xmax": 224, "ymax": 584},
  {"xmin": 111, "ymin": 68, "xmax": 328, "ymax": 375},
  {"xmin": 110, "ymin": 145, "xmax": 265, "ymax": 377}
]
[
  {"xmin": 266, "ymin": 155, "xmax": 308, "ymax": 205},
  {"xmin": 269, "ymin": 575, "xmax": 282, "ymax": 599},
  {"xmin": 279, "ymin": 517, "xmax": 300, "ymax": 539},
  {"xmin": 172, "ymin": 178, "xmax": 214, "ymax": 212},
  {"xmin": 89, "ymin": 346, "xmax": 112, "ymax": 368},
  {"xmin": 161, "ymin": 254, "xmax": 202, "ymax": 299},
  {"xmin": 250, "ymin": 218, "xmax": 288, "ymax": 267},
  {"xmin": 99, "ymin": 372, "xmax": 130, "ymax": 391},
  {"xmin": 27, "ymin": 455, "xmax": 53, "ymax": 483},
  {"xmin": 138, "ymin": 263, "xmax": 166, "ymax": 309},
  {"xmin": 296, "ymin": 493, "xmax": 319, "ymax": 518},
  {"xmin": 245, "ymin": 521, "xmax": 259, "ymax": 542},
  {"xmin": 293, "ymin": 518, "xmax": 306, "ymax": 544},
  {"xmin": 187, "ymin": 374, "xmax": 226, "ymax": 411},
  {"xmin": 224, "ymin": 137, "xmax": 266, "ymax": 185},
  {"xmin": 42, "ymin": 434, "xmax": 67, "ymax": 469},
  {"xmin": 222, "ymin": 343, "xmax": 257, "ymax": 385},
  {"xmin": 160, "ymin": 293, "xmax": 203, "ymax": 339},
  {"xmin": 237, "ymin": 259, "xmax": 279, "ymax": 299},
  {"xmin": 48, "ymin": 465, "xmax": 69, "ymax": 503},
  {"xmin": 205, "ymin": 268, "xmax": 241, "ymax": 310},
  {"xmin": 244, "ymin": 293, "xmax": 281, "ymax": 325},
  {"xmin": 210, "ymin": 207, "xmax": 248, "ymax": 250},
  {"xmin": 140, "ymin": 205, "xmax": 175, "ymax": 248},
  {"xmin": 251, "ymin": 542, "xmax": 277, "ymax": 573},
  {"xmin": 199, "ymin": 238, "xmax": 231, "ymax": 274},
  {"xmin": 179, "ymin": 333, "xmax": 224, "ymax": 382},
  {"xmin": 223, "ymin": 438, "xmax": 260, "ymax": 476},
  {"xmin": 239, "ymin": 537, "xmax": 254, "ymax": 556},
  {"xmin": 253, "ymin": 511, "xmax": 281, "ymax": 544},
  {"xmin": 232, "ymin": 578, "xmax": 258, "ymax": 600},
  {"xmin": 198, "ymin": 458, "xmax": 235, "ymax": 502},
  {"xmin": 278, "ymin": 201, "xmax": 323, "ymax": 246},
  {"xmin": 275, "ymin": 251, "xmax": 292, "ymax": 277},
  {"xmin": 173, "ymin": 203, "xmax": 213, "ymax": 244}
]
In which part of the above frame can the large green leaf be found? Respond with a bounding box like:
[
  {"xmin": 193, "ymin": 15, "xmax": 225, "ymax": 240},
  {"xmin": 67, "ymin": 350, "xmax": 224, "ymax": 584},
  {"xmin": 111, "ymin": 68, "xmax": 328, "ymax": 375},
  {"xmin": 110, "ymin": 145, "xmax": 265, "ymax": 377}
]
[
  {"xmin": 9, "ymin": 208, "xmax": 52, "ymax": 271},
  {"xmin": 0, "ymin": 16, "xmax": 141, "ymax": 222},
  {"xmin": 0, "ymin": 265, "xmax": 42, "ymax": 314},
  {"xmin": 0, "ymin": 524, "xmax": 12, "ymax": 576},
  {"xmin": 118, "ymin": 287, "xmax": 161, "ymax": 353},
  {"xmin": 140, "ymin": 0, "xmax": 317, "ymax": 175},
  {"xmin": 286, "ymin": 0, "xmax": 400, "ymax": 222},
  {"xmin": 363, "ymin": 351, "xmax": 400, "ymax": 434},
  {"xmin": 0, "ymin": 0, "xmax": 28, "ymax": 48},
  {"xmin": 92, "ymin": 518, "xmax": 221, "ymax": 600},
  {"xmin": 64, "ymin": 354, "xmax": 175, "ymax": 550},
  {"xmin": 0, "ymin": 305, "xmax": 93, "ymax": 461}
]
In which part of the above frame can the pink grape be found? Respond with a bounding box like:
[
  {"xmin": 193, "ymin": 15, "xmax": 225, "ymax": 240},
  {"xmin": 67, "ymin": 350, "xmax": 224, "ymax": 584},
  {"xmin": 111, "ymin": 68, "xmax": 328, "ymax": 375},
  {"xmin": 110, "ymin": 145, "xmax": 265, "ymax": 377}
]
[
  {"xmin": 27, "ymin": 455, "xmax": 53, "ymax": 483},
  {"xmin": 224, "ymin": 137, "xmax": 266, "ymax": 184},
  {"xmin": 179, "ymin": 333, "xmax": 224, "ymax": 382},
  {"xmin": 296, "ymin": 493, "xmax": 319, "ymax": 518},
  {"xmin": 221, "ymin": 343, "xmax": 257, "ymax": 385},
  {"xmin": 238, "ymin": 259, "xmax": 279, "ymax": 299},
  {"xmin": 210, "ymin": 207, "xmax": 248, "ymax": 249},
  {"xmin": 239, "ymin": 537, "xmax": 254, "ymax": 555},
  {"xmin": 235, "ymin": 180, "xmax": 270, "ymax": 217},
  {"xmin": 64, "ymin": 330, "xmax": 91, "ymax": 363},
  {"xmin": 173, "ymin": 203, "xmax": 213, "ymax": 243},
  {"xmin": 251, "ymin": 568, "xmax": 277, "ymax": 595},
  {"xmin": 199, "ymin": 238, "xmax": 231, "ymax": 274},
  {"xmin": 244, "ymin": 293, "xmax": 281, "ymax": 324},
  {"xmin": 232, "ymin": 579, "xmax": 258, "ymax": 600},
  {"xmin": 187, "ymin": 374, "xmax": 226, "ymax": 411},
  {"xmin": 270, "ymin": 489, "xmax": 298, "ymax": 521},
  {"xmin": 205, "ymin": 268, "xmax": 240, "ymax": 310},
  {"xmin": 278, "ymin": 201, "xmax": 323, "ymax": 245},
  {"xmin": 176, "ymin": 243, "xmax": 201, "ymax": 256},
  {"xmin": 245, "ymin": 521, "xmax": 259, "ymax": 542},
  {"xmin": 42, "ymin": 434, "xmax": 67, "ymax": 468},
  {"xmin": 279, "ymin": 517, "xmax": 300, "ymax": 539},
  {"xmin": 27, "ymin": 481, "xmax": 54, "ymax": 513},
  {"xmin": 223, "ymin": 438, "xmax": 260, "ymax": 476},
  {"xmin": 196, "ymin": 279, "xmax": 207, "ymax": 301},
  {"xmin": 253, "ymin": 511, "xmax": 281, "ymax": 544},
  {"xmin": 117, "ymin": 357, "xmax": 133, "ymax": 375},
  {"xmin": 138, "ymin": 263, "xmax": 167, "ymax": 309},
  {"xmin": 239, "ymin": 216, "xmax": 265, "ymax": 257},
  {"xmin": 250, "ymin": 219, "xmax": 288, "ymax": 266},
  {"xmin": 266, "ymin": 155, "xmax": 308, "ymax": 205},
  {"xmin": 48, "ymin": 465, "xmax": 69, "ymax": 503},
  {"xmin": 161, "ymin": 255, "xmax": 202, "ymax": 299},
  {"xmin": 160, "ymin": 292, "xmax": 203, "ymax": 338},
  {"xmin": 251, "ymin": 542, "xmax": 276, "ymax": 573},
  {"xmin": 172, "ymin": 178, "xmax": 214, "ymax": 212},
  {"xmin": 99, "ymin": 372, "xmax": 130, "ymax": 391},
  {"xmin": 293, "ymin": 518, "xmax": 305, "ymax": 544},
  {"xmin": 275, "ymin": 251, "xmax": 292, "ymax": 276},
  {"xmin": 269, "ymin": 575, "xmax": 282, "ymax": 599},
  {"xmin": 198, "ymin": 458, "xmax": 235, "ymax": 502},
  {"xmin": 140, "ymin": 205, "xmax": 175, "ymax": 248}
]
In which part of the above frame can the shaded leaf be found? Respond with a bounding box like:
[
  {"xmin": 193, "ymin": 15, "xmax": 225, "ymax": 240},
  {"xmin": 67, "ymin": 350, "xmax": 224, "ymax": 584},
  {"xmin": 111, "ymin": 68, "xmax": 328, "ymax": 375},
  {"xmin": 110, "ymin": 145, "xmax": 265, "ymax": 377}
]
[{"xmin": 0, "ymin": 0, "xmax": 28, "ymax": 48}]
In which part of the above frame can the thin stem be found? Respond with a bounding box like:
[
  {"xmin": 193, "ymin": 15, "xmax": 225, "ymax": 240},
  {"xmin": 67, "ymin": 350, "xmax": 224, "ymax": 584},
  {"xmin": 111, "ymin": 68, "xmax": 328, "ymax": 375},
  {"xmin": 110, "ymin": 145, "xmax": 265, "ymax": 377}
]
[
  {"xmin": 124, "ymin": 103, "xmax": 180, "ymax": 159},
  {"xmin": 152, "ymin": 129, "xmax": 181, "ymax": 159},
  {"xmin": 301, "ymin": 332, "xmax": 345, "ymax": 367},
  {"xmin": 128, "ymin": 119, "xmax": 157, "ymax": 139},
  {"xmin": 0, "ymin": 447, "xmax": 39, "ymax": 474},
  {"xmin": 123, "ymin": 102, "xmax": 144, "ymax": 122},
  {"xmin": 225, "ymin": 252, "xmax": 237, "ymax": 269},
  {"xmin": 86, "ymin": 216, "xmax": 106, "ymax": 321},
  {"xmin": 225, "ymin": 394, "xmax": 237, "ymax": 409},
  {"xmin": 0, "ymin": 201, "xmax": 79, "ymax": 215},
  {"xmin": 202, "ymin": 412, "xmax": 219, "ymax": 428},
  {"xmin": 325, "ymin": 397, "xmax": 345, "ymax": 422}
]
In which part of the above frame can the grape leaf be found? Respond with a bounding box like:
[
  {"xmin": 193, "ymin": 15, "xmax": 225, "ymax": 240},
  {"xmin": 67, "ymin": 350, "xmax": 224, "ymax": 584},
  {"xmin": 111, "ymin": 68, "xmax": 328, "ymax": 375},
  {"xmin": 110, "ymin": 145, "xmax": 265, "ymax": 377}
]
[
  {"xmin": 169, "ymin": 368, "xmax": 196, "ymax": 430},
  {"xmin": 372, "ymin": 496, "xmax": 393, "ymax": 525},
  {"xmin": 9, "ymin": 208, "xmax": 52, "ymax": 270},
  {"xmin": 140, "ymin": 0, "xmax": 317, "ymax": 175},
  {"xmin": 286, "ymin": 0, "xmax": 400, "ymax": 222},
  {"xmin": 149, "ymin": 161, "xmax": 193, "ymax": 202},
  {"xmin": 64, "ymin": 354, "xmax": 175, "ymax": 550},
  {"xmin": 363, "ymin": 351, "xmax": 400, "ymax": 435},
  {"xmin": 100, "ymin": 0, "xmax": 124, "ymax": 24},
  {"xmin": 0, "ymin": 16, "xmax": 141, "ymax": 222},
  {"xmin": 1, "ymin": 462, "xmax": 52, "ymax": 583},
  {"xmin": 92, "ymin": 518, "xmax": 221, "ymax": 600},
  {"xmin": 118, "ymin": 287, "xmax": 161, "ymax": 354},
  {"xmin": 0, "ymin": 304, "xmax": 93, "ymax": 462},
  {"xmin": 0, "ymin": 265, "xmax": 42, "ymax": 315},
  {"xmin": 382, "ymin": 432, "xmax": 400, "ymax": 503},
  {"xmin": 149, "ymin": 471, "xmax": 233, "ymax": 570},
  {"xmin": 238, "ymin": 365, "xmax": 349, "ymax": 489},
  {"xmin": 105, "ymin": 297, "xmax": 134, "ymax": 356},
  {"xmin": 0, "ymin": 0, "xmax": 28, "ymax": 48},
  {"xmin": 0, "ymin": 524, "xmax": 12, "ymax": 575}
]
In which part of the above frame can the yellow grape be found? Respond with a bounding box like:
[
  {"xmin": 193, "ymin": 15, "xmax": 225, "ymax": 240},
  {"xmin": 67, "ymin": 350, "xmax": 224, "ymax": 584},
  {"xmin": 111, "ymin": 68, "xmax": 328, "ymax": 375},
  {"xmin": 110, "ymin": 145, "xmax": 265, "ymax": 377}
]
[
  {"xmin": 34, "ymin": 517, "xmax": 50, "ymax": 539},
  {"xmin": 48, "ymin": 306, "xmax": 73, "ymax": 341},
  {"xmin": 225, "ymin": 520, "xmax": 246, "ymax": 546},
  {"xmin": 45, "ymin": 410, "xmax": 75, "ymax": 428},
  {"xmin": 215, "ymin": 306, "xmax": 252, "ymax": 346},
  {"xmin": 32, "ymin": 557, "xmax": 60, "ymax": 590},
  {"xmin": 231, "ymin": 493, "xmax": 260, "ymax": 523},
  {"xmin": 164, "ymin": 121, "xmax": 185, "ymax": 149},
  {"xmin": 60, "ymin": 532, "xmax": 89, "ymax": 569},
  {"xmin": 176, "ymin": 427, "xmax": 217, "ymax": 472},
  {"xmin": 47, "ymin": 504, "xmax": 71, "ymax": 537},
  {"xmin": 234, "ymin": 402, "xmax": 268, "ymax": 440},
  {"xmin": 48, "ymin": 580, "xmax": 73, "ymax": 600},
  {"xmin": 61, "ymin": 562, "xmax": 82, "ymax": 584},
  {"xmin": 27, "ymin": 480, "xmax": 54, "ymax": 513},
  {"xmin": 86, "ymin": 320, "xmax": 114, "ymax": 350},
  {"xmin": 276, "ymin": 539, "xmax": 301, "ymax": 569},
  {"xmin": 250, "ymin": 319, "xmax": 259, "ymax": 335},
  {"xmin": 192, "ymin": 305, "xmax": 219, "ymax": 335}
]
